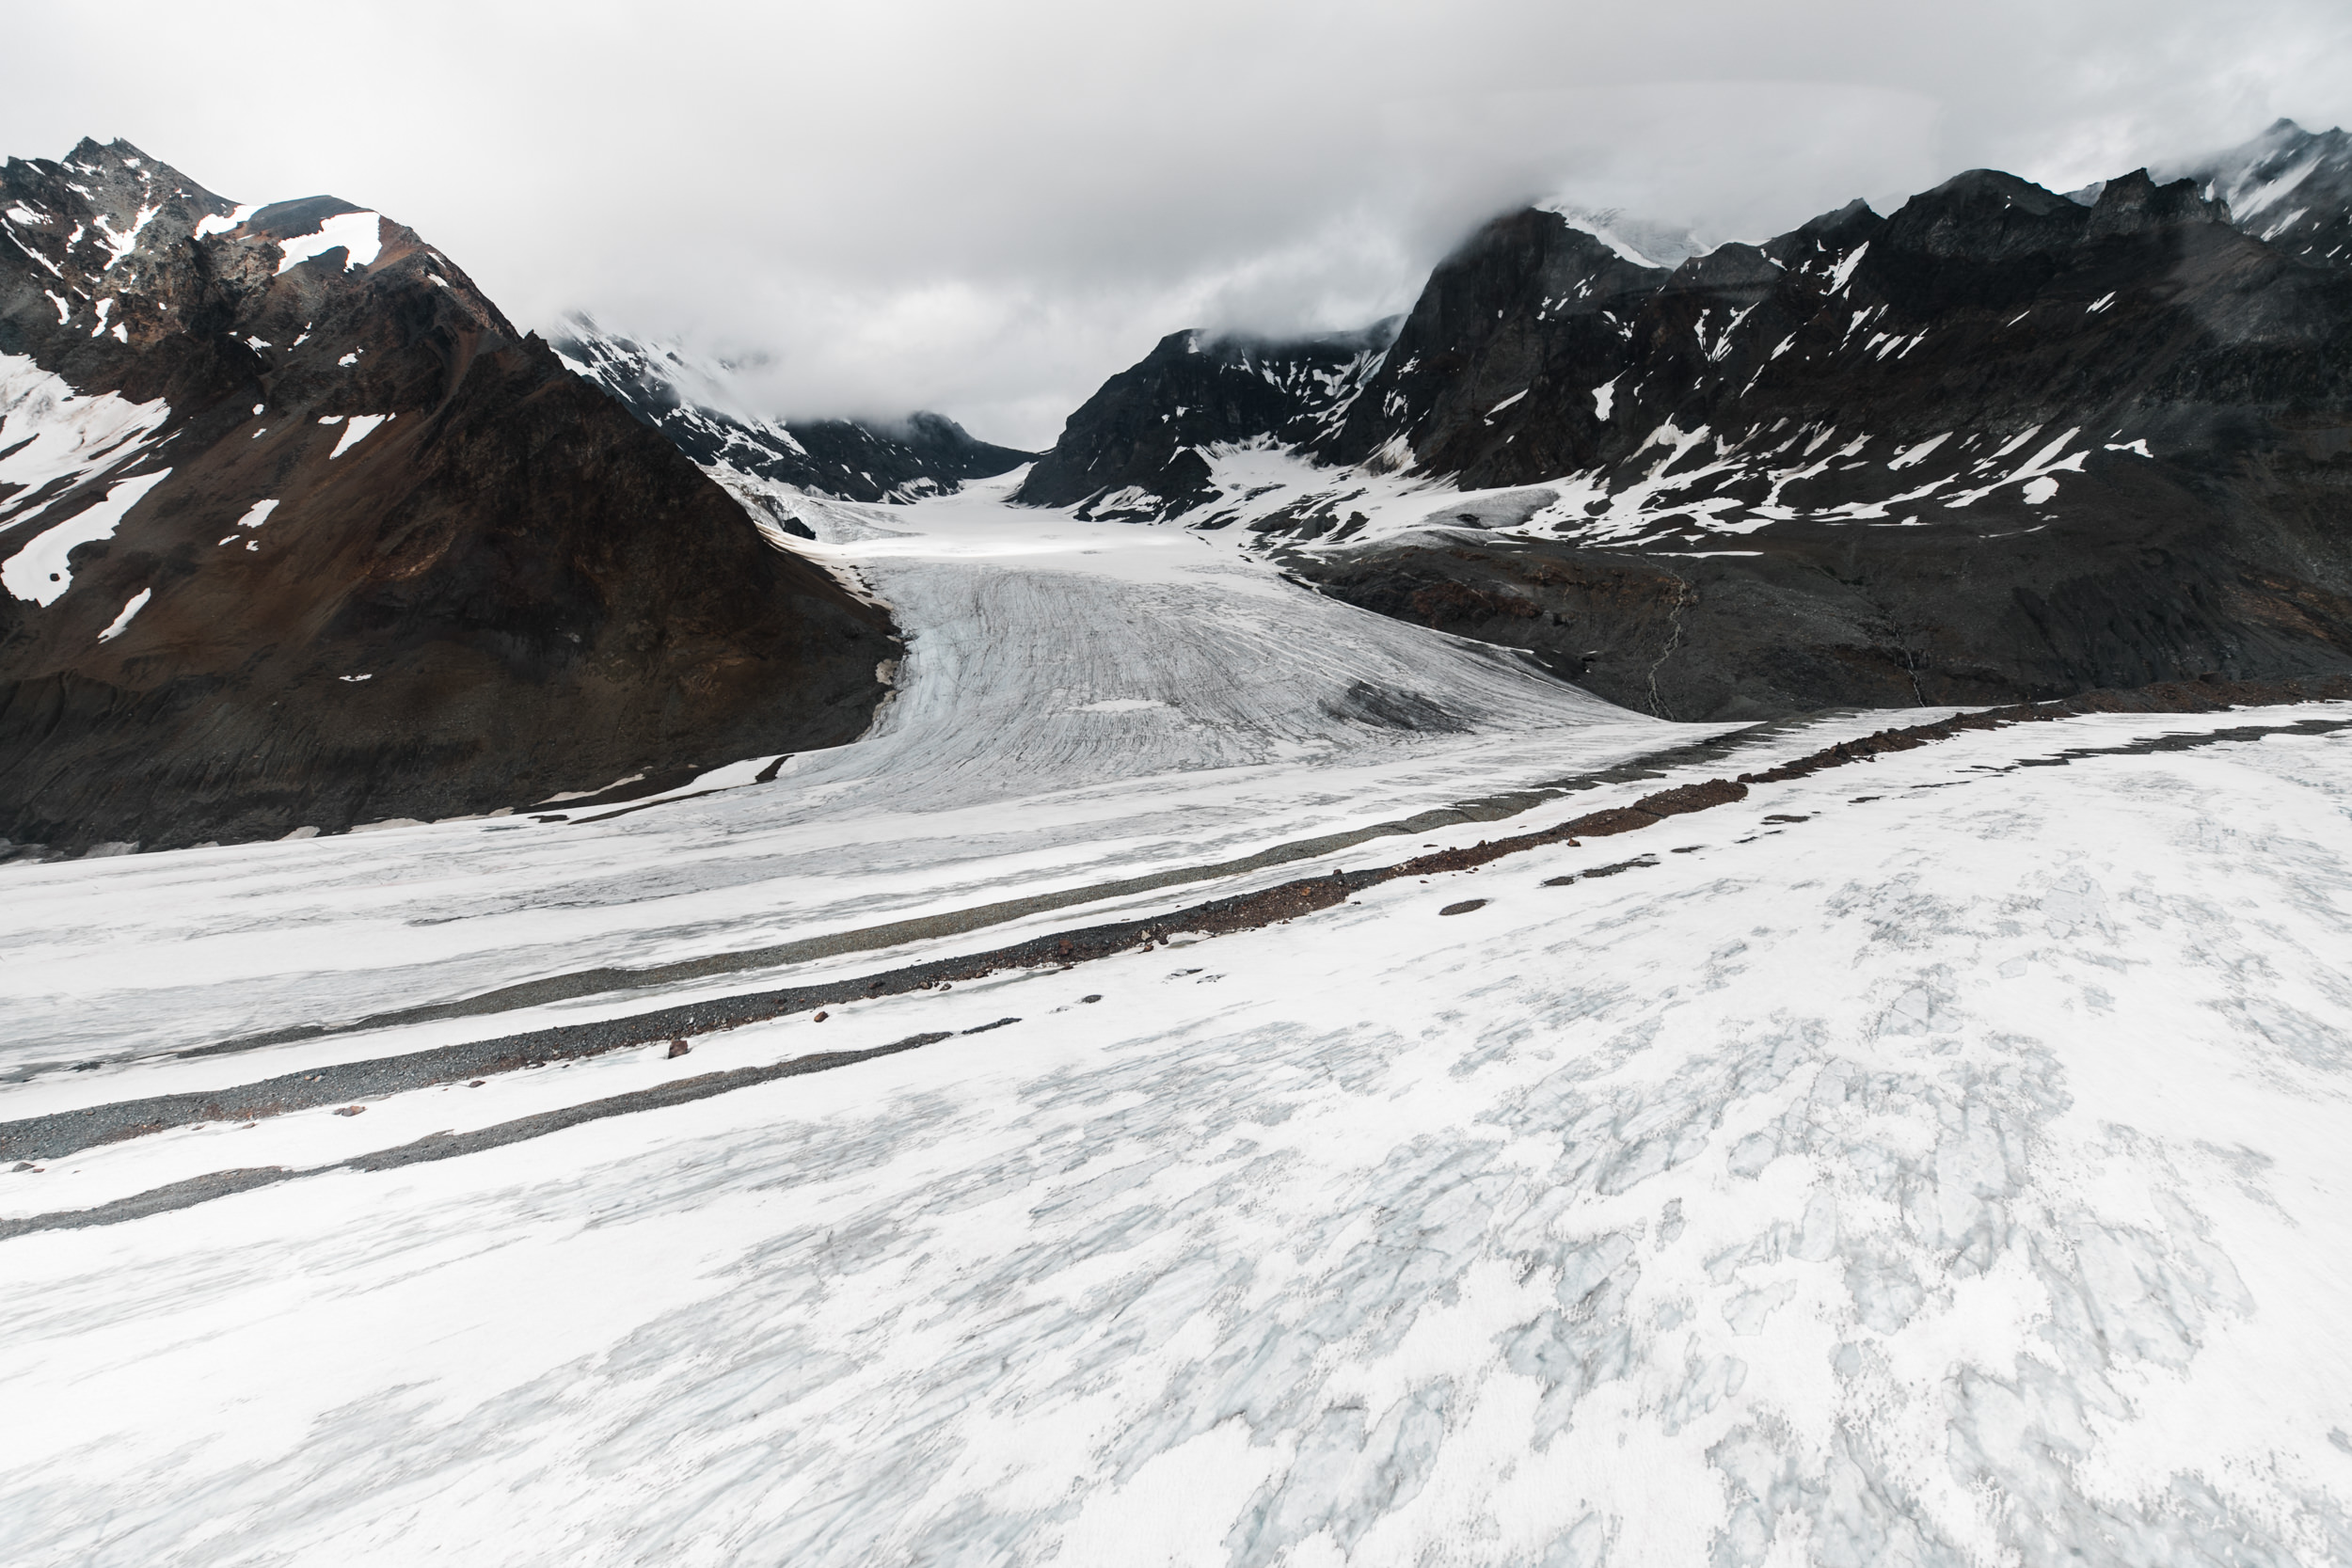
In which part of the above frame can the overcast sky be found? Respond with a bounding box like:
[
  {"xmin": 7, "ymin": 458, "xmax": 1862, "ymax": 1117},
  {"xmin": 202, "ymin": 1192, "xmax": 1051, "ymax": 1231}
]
[{"xmin": 11, "ymin": 0, "xmax": 2352, "ymax": 447}]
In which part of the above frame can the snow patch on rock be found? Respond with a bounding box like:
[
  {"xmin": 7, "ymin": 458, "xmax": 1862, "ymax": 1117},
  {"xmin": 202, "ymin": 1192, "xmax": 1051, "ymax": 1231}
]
[
  {"xmin": 328, "ymin": 415, "xmax": 392, "ymax": 459},
  {"xmin": 94, "ymin": 586, "xmax": 151, "ymax": 642},
  {"xmin": 274, "ymin": 211, "xmax": 383, "ymax": 275},
  {"xmin": 2, "ymin": 468, "xmax": 171, "ymax": 605}
]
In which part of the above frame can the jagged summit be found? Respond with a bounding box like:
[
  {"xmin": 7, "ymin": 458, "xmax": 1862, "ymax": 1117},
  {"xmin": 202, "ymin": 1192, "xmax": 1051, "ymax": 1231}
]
[{"xmin": 1760, "ymin": 198, "xmax": 1883, "ymax": 271}]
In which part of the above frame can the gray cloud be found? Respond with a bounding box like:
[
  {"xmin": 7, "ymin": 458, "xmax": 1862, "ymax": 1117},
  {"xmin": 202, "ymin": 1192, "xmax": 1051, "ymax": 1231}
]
[{"xmin": 8, "ymin": 0, "xmax": 2351, "ymax": 446}]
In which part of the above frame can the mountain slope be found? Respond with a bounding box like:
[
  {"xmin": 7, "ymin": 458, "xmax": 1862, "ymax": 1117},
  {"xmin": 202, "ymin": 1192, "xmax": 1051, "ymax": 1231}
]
[
  {"xmin": 0, "ymin": 139, "xmax": 894, "ymax": 852},
  {"xmin": 1018, "ymin": 150, "xmax": 2352, "ymax": 720},
  {"xmin": 552, "ymin": 315, "xmax": 1032, "ymax": 512}
]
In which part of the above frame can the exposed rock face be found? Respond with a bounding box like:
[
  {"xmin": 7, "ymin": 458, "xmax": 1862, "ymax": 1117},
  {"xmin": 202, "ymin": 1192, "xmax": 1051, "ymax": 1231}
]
[
  {"xmin": 0, "ymin": 140, "xmax": 895, "ymax": 852},
  {"xmin": 1023, "ymin": 142, "xmax": 2352, "ymax": 718},
  {"xmin": 1014, "ymin": 324, "xmax": 1393, "ymax": 517},
  {"xmin": 552, "ymin": 316, "xmax": 1032, "ymax": 509},
  {"xmin": 1309, "ymin": 214, "xmax": 1665, "ymax": 478}
]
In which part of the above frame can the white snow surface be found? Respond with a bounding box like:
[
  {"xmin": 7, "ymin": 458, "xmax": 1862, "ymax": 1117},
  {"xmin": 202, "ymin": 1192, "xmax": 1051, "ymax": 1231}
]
[
  {"xmin": 0, "ymin": 353, "xmax": 170, "ymax": 532},
  {"xmin": 273, "ymin": 211, "xmax": 384, "ymax": 275},
  {"xmin": 2, "ymin": 468, "xmax": 172, "ymax": 606},
  {"xmin": 192, "ymin": 202, "xmax": 260, "ymax": 240},
  {"xmin": 3, "ymin": 479, "xmax": 2351, "ymax": 1563},
  {"xmin": 329, "ymin": 413, "xmax": 393, "ymax": 458},
  {"xmin": 1543, "ymin": 203, "xmax": 1716, "ymax": 270},
  {"xmin": 93, "ymin": 586, "xmax": 150, "ymax": 642}
]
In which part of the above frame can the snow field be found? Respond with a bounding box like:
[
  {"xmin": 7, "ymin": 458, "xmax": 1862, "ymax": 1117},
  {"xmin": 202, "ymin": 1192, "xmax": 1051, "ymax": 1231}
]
[{"xmin": 2, "ymin": 716, "xmax": 2350, "ymax": 1564}]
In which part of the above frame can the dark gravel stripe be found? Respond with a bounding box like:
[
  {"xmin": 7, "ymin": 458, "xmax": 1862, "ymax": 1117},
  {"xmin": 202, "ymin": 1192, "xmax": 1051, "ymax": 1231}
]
[
  {"xmin": 343, "ymin": 1031, "xmax": 958, "ymax": 1174},
  {"xmin": 9, "ymin": 682, "xmax": 2343, "ymax": 1170},
  {"xmin": 0, "ymin": 1167, "xmax": 299, "ymax": 1242},
  {"xmin": 181, "ymin": 717, "xmax": 1820, "ymax": 1059},
  {"xmin": 0, "ymin": 875, "xmax": 1368, "ymax": 1163},
  {"xmin": 0, "ymin": 1032, "xmax": 958, "ymax": 1241}
]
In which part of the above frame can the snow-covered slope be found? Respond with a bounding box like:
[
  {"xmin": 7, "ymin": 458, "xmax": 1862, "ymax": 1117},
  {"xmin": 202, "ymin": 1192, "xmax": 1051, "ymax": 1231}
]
[
  {"xmin": 1542, "ymin": 202, "xmax": 1715, "ymax": 269},
  {"xmin": 552, "ymin": 313, "xmax": 1032, "ymax": 507},
  {"xmin": 1013, "ymin": 323, "xmax": 1396, "ymax": 516}
]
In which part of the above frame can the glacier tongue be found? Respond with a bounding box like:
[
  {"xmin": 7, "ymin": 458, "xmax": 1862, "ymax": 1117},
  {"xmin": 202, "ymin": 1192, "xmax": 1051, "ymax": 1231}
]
[{"xmin": 0, "ymin": 475, "xmax": 1678, "ymax": 1067}]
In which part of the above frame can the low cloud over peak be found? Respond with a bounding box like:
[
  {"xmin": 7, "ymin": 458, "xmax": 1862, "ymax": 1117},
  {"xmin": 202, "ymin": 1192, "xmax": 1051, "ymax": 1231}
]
[{"xmin": 11, "ymin": 0, "xmax": 2350, "ymax": 446}]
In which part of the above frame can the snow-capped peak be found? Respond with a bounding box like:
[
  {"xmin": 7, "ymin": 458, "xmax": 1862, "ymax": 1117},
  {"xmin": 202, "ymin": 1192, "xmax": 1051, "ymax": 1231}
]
[{"xmin": 1540, "ymin": 202, "xmax": 1716, "ymax": 271}]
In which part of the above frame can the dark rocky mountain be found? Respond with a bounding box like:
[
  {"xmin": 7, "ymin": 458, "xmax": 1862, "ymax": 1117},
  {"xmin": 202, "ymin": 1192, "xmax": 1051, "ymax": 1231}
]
[
  {"xmin": 0, "ymin": 139, "xmax": 895, "ymax": 853},
  {"xmin": 1014, "ymin": 323, "xmax": 1392, "ymax": 517},
  {"xmin": 553, "ymin": 316, "xmax": 1031, "ymax": 514},
  {"xmin": 1023, "ymin": 148, "xmax": 2352, "ymax": 720}
]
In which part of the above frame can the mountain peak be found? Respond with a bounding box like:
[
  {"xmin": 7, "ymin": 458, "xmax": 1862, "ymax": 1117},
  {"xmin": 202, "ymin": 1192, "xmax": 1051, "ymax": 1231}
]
[
  {"xmin": 1918, "ymin": 168, "xmax": 2075, "ymax": 216},
  {"xmin": 1663, "ymin": 242, "xmax": 1784, "ymax": 293},
  {"xmin": 2163, "ymin": 116, "xmax": 2352, "ymax": 265},
  {"xmin": 1762, "ymin": 198, "xmax": 1884, "ymax": 273},
  {"xmin": 61, "ymin": 135, "xmax": 156, "ymax": 172},
  {"xmin": 0, "ymin": 137, "xmax": 897, "ymax": 851}
]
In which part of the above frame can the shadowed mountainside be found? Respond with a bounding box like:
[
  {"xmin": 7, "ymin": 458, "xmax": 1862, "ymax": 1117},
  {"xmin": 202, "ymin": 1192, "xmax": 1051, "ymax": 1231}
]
[{"xmin": 0, "ymin": 140, "xmax": 896, "ymax": 851}]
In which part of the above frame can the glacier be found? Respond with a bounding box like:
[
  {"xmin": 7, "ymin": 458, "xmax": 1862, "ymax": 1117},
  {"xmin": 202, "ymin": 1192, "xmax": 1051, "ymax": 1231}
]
[{"xmin": 3, "ymin": 476, "xmax": 2350, "ymax": 1565}]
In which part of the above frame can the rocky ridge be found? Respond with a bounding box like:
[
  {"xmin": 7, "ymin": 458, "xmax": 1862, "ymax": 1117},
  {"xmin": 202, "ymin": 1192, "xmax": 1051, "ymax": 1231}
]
[{"xmin": 1015, "ymin": 323, "xmax": 1394, "ymax": 517}]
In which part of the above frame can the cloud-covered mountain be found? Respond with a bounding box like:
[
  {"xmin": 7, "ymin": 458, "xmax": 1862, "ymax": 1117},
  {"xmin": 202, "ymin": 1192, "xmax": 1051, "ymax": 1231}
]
[
  {"xmin": 1014, "ymin": 323, "xmax": 1393, "ymax": 518},
  {"xmin": 1015, "ymin": 126, "xmax": 2352, "ymax": 720},
  {"xmin": 551, "ymin": 316, "xmax": 1032, "ymax": 514},
  {"xmin": 2156, "ymin": 117, "xmax": 2352, "ymax": 271},
  {"xmin": 0, "ymin": 139, "xmax": 895, "ymax": 852}
]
